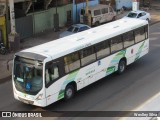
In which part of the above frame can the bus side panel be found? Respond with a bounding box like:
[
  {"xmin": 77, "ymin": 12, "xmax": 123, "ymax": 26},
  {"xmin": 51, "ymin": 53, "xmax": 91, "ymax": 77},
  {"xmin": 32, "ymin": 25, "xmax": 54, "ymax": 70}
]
[
  {"xmin": 135, "ymin": 39, "xmax": 149, "ymax": 60},
  {"xmin": 45, "ymin": 50, "xmax": 125, "ymax": 106},
  {"xmin": 45, "ymin": 76, "xmax": 67, "ymax": 106},
  {"xmin": 125, "ymin": 39, "xmax": 149, "ymax": 65},
  {"xmin": 45, "ymin": 39, "xmax": 149, "ymax": 106}
]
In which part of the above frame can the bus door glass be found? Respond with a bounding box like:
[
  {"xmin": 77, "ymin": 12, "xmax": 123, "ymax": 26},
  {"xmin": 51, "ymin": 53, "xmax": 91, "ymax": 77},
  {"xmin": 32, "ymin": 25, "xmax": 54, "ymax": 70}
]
[
  {"xmin": 45, "ymin": 59, "xmax": 64, "ymax": 105},
  {"xmin": 45, "ymin": 59, "xmax": 64, "ymax": 87}
]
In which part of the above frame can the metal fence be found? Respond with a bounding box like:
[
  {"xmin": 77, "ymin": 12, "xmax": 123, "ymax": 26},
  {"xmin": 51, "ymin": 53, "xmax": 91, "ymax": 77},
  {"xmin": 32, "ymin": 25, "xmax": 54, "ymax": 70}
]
[{"xmin": 8, "ymin": 15, "xmax": 33, "ymax": 40}]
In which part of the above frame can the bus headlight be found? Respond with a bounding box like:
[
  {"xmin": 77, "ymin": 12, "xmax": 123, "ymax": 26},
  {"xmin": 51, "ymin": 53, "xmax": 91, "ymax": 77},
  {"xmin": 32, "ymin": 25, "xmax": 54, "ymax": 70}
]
[{"xmin": 36, "ymin": 94, "xmax": 43, "ymax": 100}]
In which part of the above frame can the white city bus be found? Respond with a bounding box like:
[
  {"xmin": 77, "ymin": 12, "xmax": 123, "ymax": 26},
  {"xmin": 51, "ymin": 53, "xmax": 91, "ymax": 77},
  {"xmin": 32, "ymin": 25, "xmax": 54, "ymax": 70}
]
[{"xmin": 12, "ymin": 18, "xmax": 149, "ymax": 107}]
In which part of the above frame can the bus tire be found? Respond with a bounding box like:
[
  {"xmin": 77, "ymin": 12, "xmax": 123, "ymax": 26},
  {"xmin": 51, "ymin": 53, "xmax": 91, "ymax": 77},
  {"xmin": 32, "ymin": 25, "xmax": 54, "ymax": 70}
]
[
  {"xmin": 64, "ymin": 84, "xmax": 75, "ymax": 100},
  {"xmin": 117, "ymin": 59, "xmax": 126, "ymax": 74}
]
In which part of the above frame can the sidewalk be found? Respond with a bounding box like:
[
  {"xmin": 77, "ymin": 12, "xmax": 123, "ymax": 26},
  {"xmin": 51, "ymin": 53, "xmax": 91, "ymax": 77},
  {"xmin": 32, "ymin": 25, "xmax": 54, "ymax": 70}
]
[
  {"xmin": 0, "ymin": 29, "xmax": 64, "ymax": 82},
  {"xmin": 0, "ymin": 2, "xmax": 160, "ymax": 82}
]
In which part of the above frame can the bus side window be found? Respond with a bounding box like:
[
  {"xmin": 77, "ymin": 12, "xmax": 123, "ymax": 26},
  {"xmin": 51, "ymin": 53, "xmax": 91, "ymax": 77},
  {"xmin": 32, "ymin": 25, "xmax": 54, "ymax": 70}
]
[
  {"xmin": 45, "ymin": 66, "xmax": 59, "ymax": 85},
  {"xmin": 96, "ymin": 41, "xmax": 110, "ymax": 59},
  {"xmin": 145, "ymin": 25, "xmax": 148, "ymax": 39},
  {"xmin": 135, "ymin": 27, "xmax": 145, "ymax": 43},
  {"xmin": 110, "ymin": 36, "xmax": 123, "ymax": 53},
  {"xmin": 80, "ymin": 46, "xmax": 96, "ymax": 66},
  {"xmin": 123, "ymin": 31, "xmax": 135, "ymax": 48},
  {"xmin": 45, "ymin": 69, "xmax": 50, "ymax": 84},
  {"xmin": 64, "ymin": 52, "xmax": 80, "ymax": 73}
]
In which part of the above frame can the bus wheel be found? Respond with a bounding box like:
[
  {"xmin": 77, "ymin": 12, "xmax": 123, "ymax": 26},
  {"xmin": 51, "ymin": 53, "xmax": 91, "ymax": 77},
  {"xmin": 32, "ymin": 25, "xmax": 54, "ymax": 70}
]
[
  {"xmin": 117, "ymin": 59, "xmax": 126, "ymax": 74},
  {"xmin": 64, "ymin": 85, "xmax": 75, "ymax": 100}
]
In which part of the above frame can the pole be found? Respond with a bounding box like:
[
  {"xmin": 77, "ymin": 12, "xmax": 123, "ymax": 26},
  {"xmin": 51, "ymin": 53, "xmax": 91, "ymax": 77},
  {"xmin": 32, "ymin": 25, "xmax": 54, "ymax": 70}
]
[
  {"xmin": 76, "ymin": 1, "xmax": 77, "ymax": 23},
  {"xmin": 9, "ymin": 0, "xmax": 16, "ymax": 35},
  {"xmin": 85, "ymin": 0, "xmax": 88, "ymax": 16},
  {"xmin": 5, "ymin": 0, "xmax": 9, "ymax": 48},
  {"xmin": 85, "ymin": 0, "xmax": 90, "ymax": 26},
  {"xmin": 132, "ymin": 0, "xmax": 139, "ymax": 11},
  {"xmin": 56, "ymin": 0, "xmax": 57, "ymax": 14},
  {"xmin": 32, "ymin": 1, "xmax": 35, "ymax": 35},
  {"xmin": 8, "ymin": 0, "xmax": 20, "ymax": 51},
  {"xmin": 54, "ymin": 0, "xmax": 59, "ymax": 31}
]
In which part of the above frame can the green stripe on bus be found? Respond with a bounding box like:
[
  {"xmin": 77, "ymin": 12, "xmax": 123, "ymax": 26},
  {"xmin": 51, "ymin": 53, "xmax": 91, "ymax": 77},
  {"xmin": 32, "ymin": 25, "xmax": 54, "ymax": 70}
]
[
  {"xmin": 135, "ymin": 41, "xmax": 145, "ymax": 61},
  {"xmin": 58, "ymin": 70, "xmax": 79, "ymax": 100},
  {"xmin": 106, "ymin": 49, "xmax": 126, "ymax": 75}
]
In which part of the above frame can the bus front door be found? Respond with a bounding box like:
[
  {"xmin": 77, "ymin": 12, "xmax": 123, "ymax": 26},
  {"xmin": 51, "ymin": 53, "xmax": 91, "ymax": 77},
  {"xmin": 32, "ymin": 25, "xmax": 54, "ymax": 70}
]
[{"xmin": 45, "ymin": 59, "xmax": 65, "ymax": 105}]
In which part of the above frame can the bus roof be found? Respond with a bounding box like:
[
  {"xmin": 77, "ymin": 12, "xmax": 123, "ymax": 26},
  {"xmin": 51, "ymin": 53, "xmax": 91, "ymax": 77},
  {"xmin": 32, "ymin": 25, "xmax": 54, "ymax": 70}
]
[{"xmin": 21, "ymin": 18, "xmax": 148, "ymax": 61}]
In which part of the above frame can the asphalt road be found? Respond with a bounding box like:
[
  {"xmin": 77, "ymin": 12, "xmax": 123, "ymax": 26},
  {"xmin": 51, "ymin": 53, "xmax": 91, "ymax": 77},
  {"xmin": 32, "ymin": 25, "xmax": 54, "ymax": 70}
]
[{"xmin": 0, "ymin": 23, "xmax": 160, "ymax": 120}]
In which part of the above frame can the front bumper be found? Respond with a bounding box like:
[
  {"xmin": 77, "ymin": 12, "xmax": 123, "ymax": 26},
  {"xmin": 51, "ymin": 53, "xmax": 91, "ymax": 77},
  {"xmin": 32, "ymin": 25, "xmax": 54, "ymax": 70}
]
[{"xmin": 14, "ymin": 90, "xmax": 47, "ymax": 107}]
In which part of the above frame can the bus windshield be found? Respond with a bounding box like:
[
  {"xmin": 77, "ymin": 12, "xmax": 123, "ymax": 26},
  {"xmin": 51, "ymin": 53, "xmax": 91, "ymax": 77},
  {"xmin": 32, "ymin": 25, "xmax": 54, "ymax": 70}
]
[{"xmin": 14, "ymin": 62, "xmax": 43, "ymax": 95}]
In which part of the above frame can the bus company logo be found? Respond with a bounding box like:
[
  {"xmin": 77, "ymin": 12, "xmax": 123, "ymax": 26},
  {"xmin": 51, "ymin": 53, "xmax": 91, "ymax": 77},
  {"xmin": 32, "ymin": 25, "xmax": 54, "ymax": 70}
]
[{"xmin": 2, "ymin": 112, "xmax": 11, "ymax": 117}]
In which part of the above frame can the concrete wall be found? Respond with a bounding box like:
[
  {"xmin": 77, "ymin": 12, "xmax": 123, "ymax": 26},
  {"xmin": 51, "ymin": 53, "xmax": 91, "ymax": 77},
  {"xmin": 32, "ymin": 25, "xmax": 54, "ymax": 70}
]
[
  {"xmin": 72, "ymin": 0, "xmax": 99, "ymax": 24},
  {"xmin": 29, "ymin": 4, "xmax": 72, "ymax": 34},
  {"xmin": 115, "ymin": 0, "xmax": 132, "ymax": 10}
]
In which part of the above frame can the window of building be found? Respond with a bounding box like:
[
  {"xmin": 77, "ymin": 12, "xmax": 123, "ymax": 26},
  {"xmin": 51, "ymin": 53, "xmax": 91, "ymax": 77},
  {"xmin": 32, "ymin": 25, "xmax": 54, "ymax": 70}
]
[
  {"xmin": 80, "ymin": 47, "xmax": 96, "ymax": 66},
  {"xmin": 135, "ymin": 27, "xmax": 145, "ymax": 43},
  {"xmin": 64, "ymin": 52, "xmax": 80, "ymax": 73},
  {"xmin": 110, "ymin": 36, "xmax": 123, "ymax": 53},
  {"xmin": 96, "ymin": 41, "xmax": 110, "ymax": 59},
  {"xmin": 123, "ymin": 31, "xmax": 135, "ymax": 47}
]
